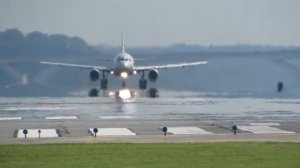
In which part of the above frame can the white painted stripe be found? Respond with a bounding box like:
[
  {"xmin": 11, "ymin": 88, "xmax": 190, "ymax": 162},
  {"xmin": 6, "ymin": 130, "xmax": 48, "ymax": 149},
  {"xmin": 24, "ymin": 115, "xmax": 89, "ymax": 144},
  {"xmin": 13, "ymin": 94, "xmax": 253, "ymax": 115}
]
[
  {"xmin": 249, "ymin": 123, "xmax": 280, "ymax": 126},
  {"xmin": 0, "ymin": 117, "xmax": 22, "ymax": 121},
  {"xmin": 4, "ymin": 107, "xmax": 77, "ymax": 111},
  {"xmin": 89, "ymin": 128, "xmax": 136, "ymax": 136},
  {"xmin": 17, "ymin": 129, "xmax": 58, "ymax": 138},
  {"xmin": 167, "ymin": 127, "xmax": 213, "ymax": 135},
  {"xmin": 99, "ymin": 116, "xmax": 132, "ymax": 119},
  {"xmin": 45, "ymin": 116, "xmax": 78, "ymax": 120},
  {"xmin": 238, "ymin": 126, "xmax": 295, "ymax": 134}
]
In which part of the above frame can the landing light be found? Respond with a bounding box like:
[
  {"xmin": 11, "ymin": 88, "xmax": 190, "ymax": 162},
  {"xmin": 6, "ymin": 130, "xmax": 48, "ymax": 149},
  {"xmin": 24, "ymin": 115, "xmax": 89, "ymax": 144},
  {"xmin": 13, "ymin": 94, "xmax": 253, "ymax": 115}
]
[
  {"xmin": 120, "ymin": 72, "xmax": 128, "ymax": 78},
  {"xmin": 109, "ymin": 91, "xmax": 115, "ymax": 96},
  {"xmin": 133, "ymin": 70, "xmax": 137, "ymax": 75},
  {"xmin": 118, "ymin": 89, "xmax": 131, "ymax": 99},
  {"xmin": 110, "ymin": 71, "xmax": 114, "ymax": 75},
  {"xmin": 133, "ymin": 91, "xmax": 139, "ymax": 96}
]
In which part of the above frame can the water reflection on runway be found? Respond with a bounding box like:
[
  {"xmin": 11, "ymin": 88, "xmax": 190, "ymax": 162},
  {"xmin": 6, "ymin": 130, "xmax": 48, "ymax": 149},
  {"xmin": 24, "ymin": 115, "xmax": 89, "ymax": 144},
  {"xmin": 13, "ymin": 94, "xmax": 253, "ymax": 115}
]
[{"xmin": 0, "ymin": 97, "xmax": 300, "ymax": 123}]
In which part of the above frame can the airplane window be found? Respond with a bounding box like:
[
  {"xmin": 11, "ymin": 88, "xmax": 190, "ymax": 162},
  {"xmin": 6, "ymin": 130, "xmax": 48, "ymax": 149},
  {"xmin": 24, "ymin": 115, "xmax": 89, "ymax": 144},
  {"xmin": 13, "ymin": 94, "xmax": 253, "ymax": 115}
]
[{"xmin": 117, "ymin": 57, "xmax": 132, "ymax": 61}]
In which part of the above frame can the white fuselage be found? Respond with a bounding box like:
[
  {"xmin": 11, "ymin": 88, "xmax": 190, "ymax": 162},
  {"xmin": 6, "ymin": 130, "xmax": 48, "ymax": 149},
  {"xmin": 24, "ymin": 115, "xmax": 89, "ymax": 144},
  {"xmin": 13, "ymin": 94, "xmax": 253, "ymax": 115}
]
[{"xmin": 112, "ymin": 52, "xmax": 135, "ymax": 77}]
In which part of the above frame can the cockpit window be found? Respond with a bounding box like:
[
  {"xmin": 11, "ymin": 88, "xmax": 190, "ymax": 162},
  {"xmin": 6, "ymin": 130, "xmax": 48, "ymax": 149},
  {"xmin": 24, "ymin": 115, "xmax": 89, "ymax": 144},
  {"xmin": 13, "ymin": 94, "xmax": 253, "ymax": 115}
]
[{"xmin": 118, "ymin": 57, "xmax": 130, "ymax": 61}]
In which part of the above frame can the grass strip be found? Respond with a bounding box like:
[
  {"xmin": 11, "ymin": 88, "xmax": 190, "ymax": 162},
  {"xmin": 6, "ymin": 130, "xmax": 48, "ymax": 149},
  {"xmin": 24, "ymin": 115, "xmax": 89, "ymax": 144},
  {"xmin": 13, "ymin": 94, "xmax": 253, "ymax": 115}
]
[{"xmin": 0, "ymin": 142, "xmax": 299, "ymax": 168}]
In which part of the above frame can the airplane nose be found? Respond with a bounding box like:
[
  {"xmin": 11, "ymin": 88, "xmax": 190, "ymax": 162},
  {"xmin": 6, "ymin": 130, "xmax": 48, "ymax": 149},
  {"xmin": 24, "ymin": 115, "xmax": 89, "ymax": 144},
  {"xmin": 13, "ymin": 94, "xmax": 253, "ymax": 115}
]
[
  {"xmin": 123, "ymin": 61, "xmax": 131, "ymax": 68},
  {"xmin": 121, "ymin": 62, "xmax": 127, "ymax": 68}
]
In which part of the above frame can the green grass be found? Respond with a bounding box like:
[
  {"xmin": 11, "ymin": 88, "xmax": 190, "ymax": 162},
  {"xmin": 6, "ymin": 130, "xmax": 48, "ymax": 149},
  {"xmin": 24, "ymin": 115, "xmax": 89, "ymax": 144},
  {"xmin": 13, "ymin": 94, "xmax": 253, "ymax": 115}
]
[{"xmin": 0, "ymin": 142, "xmax": 299, "ymax": 168}]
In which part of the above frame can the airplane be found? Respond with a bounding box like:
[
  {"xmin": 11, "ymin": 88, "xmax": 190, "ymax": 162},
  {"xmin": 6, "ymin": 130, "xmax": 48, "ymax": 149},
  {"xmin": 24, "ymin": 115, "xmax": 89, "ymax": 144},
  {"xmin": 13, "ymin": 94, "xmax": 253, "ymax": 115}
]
[{"xmin": 41, "ymin": 33, "xmax": 208, "ymax": 98}]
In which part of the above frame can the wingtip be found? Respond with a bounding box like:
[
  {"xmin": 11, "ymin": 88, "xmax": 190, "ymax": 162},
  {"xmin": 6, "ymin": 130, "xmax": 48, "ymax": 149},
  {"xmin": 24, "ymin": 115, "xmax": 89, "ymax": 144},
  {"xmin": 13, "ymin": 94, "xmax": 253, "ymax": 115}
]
[{"xmin": 201, "ymin": 61, "xmax": 208, "ymax": 64}]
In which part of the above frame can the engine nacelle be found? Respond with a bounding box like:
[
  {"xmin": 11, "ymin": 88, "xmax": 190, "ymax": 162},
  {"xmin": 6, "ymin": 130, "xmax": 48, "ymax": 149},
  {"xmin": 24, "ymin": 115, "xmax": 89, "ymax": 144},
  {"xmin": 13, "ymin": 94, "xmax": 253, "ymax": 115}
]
[
  {"xmin": 148, "ymin": 69, "xmax": 159, "ymax": 82},
  {"xmin": 90, "ymin": 69, "xmax": 100, "ymax": 81}
]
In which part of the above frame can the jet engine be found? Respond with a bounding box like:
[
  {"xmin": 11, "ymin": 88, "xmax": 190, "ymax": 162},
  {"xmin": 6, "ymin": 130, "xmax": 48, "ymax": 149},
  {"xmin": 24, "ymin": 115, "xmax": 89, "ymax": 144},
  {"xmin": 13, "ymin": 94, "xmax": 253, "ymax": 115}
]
[
  {"xmin": 148, "ymin": 69, "xmax": 159, "ymax": 82},
  {"xmin": 89, "ymin": 88, "xmax": 99, "ymax": 97},
  {"xmin": 147, "ymin": 88, "xmax": 159, "ymax": 98},
  {"xmin": 90, "ymin": 69, "xmax": 100, "ymax": 81}
]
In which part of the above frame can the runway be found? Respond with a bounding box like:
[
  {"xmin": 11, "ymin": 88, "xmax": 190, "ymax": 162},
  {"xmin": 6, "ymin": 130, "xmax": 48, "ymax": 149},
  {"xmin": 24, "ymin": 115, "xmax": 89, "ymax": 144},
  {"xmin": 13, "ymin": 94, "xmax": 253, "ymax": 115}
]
[{"xmin": 0, "ymin": 97, "xmax": 300, "ymax": 144}]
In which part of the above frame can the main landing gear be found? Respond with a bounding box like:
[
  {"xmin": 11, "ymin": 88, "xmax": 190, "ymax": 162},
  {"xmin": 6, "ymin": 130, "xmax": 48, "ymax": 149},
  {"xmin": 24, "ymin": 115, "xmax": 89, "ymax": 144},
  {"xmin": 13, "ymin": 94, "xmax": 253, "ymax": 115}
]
[
  {"xmin": 139, "ymin": 71, "xmax": 147, "ymax": 90},
  {"xmin": 89, "ymin": 71, "xmax": 108, "ymax": 97},
  {"xmin": 138, "ymin": 71, "xmax": 159, "ymax": 98},
  {"xmin": 100, "ymin": 71, "xmax": 108, "ymax": 90},
  {"xmin": 101, "ymin": 79, "xmax": 108, "ymax": 90}
]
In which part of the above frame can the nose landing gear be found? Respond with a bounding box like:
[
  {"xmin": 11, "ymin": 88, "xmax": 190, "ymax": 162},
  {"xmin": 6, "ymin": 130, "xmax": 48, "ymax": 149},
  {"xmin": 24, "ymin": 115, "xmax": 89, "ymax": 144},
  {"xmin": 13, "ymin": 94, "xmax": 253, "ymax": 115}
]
[{"xmin": 122, "ymin": 81, "xmax": 127, "ymax": 88}]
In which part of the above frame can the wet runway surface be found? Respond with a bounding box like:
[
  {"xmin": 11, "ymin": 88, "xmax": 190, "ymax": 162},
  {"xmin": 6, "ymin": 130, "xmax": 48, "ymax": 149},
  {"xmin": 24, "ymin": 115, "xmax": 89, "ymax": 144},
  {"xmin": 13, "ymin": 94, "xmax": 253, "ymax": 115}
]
[{"xmin": 0, "ymin": 97, "xmax": 300, "ymax": 144}]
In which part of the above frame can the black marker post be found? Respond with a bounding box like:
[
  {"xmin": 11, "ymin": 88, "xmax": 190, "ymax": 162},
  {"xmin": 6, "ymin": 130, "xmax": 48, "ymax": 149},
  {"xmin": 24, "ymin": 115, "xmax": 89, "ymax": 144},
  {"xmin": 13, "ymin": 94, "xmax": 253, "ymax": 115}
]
[
  {"xmin": 232, "ymin": 125, "xmax": 237, "ymax": 135},
  {"xmin": 38, "ymin": 130, "xmax": 41, "ymax": 139},
  {"xmin": 23, "ymin": 129, "xmax": 28, "ymax": 139},
  {"xmin": 162, "ymin": 127, "xmax": 168, "ymax": 136},
  {"xmin": 93, "ymin": 128, "xmax": 98, "ymax": 138}
]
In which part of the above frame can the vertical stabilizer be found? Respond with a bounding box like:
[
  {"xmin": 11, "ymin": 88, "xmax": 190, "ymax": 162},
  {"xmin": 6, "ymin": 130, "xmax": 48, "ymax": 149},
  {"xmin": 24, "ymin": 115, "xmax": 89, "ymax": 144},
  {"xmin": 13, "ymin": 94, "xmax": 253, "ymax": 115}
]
[{"xmin": 122, "ymin": 30, "xmax": 125, "ymax": 53}]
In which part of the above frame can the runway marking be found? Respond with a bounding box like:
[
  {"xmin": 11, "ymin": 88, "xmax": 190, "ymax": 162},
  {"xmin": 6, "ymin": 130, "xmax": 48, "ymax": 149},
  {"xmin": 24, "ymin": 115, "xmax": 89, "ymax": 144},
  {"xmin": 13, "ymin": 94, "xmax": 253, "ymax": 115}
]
[
  {"xmin": 249, "ymin": 123, "xmax": 280, "ymax": 126},
  {"xmin": 17, "ymin": 129, "xmax": 58, "ymax": 138},
  {"xmin": 0, "ymin": 117, "xmax": 22, "ymax": 121},
  {"xmin": 99, "ymin": 116, "xmax": 133, "ymax": 119},
  {"xmin": 89, "ymin": 128, "xmax": 136, "ymax": 136},
  {"xmin": 238, "ymin": 125, "xmax": 295, "ymax": 134},
  {"xmin": 45, "ymin": 116, "xmax": 78, "ymax": 120},
  {"xmin": 4, "ymin": 107, "xmax": 77, "ymax": 111},
  {"xmin": 166, "ymin": 127, "xmax": 213, "ymax": 135}
]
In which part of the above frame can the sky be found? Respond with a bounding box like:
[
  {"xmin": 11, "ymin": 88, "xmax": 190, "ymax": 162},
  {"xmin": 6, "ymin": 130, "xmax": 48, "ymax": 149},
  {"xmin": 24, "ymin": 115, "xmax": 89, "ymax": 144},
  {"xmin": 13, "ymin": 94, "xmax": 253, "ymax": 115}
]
[{"xmin": 1, "ymin": 0, "xmax": 300, "ymax": 47}]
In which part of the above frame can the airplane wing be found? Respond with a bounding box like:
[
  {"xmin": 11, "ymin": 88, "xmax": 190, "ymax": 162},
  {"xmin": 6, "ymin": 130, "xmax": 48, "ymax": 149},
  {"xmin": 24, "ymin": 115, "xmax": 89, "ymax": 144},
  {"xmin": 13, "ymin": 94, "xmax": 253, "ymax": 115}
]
[
  {"xmin": 134, "ymin": 61, "xmax": 208, "ymax": 71},
  {"xmin": 40, "ymin": 61, "xmax": 109, "ymax": 71},
  {"xmin": 134, "ymin": 57, "xmax": 155, "ymax": 61}
]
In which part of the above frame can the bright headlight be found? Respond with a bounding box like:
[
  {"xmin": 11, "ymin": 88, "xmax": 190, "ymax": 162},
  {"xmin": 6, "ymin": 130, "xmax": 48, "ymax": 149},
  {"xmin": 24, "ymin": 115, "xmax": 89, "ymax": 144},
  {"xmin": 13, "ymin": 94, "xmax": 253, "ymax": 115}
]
[
  {"xmin": 108, "ymin": 91, "xmax": 115, "ymax": 96},
  {"xmin": 120, "ymin": 72, "xmax": 128, "ymax": 78},
  {"xmin": 118, "ymin": 89, "xmax": 131, "ymax": 99}
]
